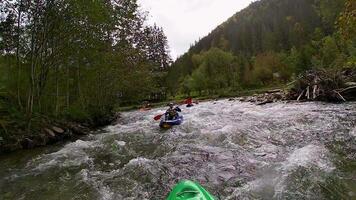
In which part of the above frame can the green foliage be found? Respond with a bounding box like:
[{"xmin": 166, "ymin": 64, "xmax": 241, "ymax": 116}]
[
  {"xmin": 63, "ymin": 106, "xmax": 91, "ymax": 123},
  {"xmin": 180, "ymin": 48, "xmax": 240, "ymax": 95},
  {"xmin": 0, "ymin": 0, "xmax": 172, "ymax": 131},
  {"xmin": 251, "ymin": 52, "xmax": 292, "ymax": 86},
  {"xmin": 316, "ymin": 0, "xmax": 346, "ymax": 33},
  {"xmin": 168, "ymin": 0, "xmax": 350, "ymax": 96},
  {"xmin": 337, "ymin": 0, "xmax": 356, "ymax": 40}
]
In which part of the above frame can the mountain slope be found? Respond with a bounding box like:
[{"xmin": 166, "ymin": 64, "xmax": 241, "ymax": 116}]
[{"xmin": 167, "ymin": 0, "xmax": 350, "ymax": 95}]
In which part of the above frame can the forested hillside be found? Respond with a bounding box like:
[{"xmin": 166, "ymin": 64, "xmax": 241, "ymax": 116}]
[
  {"xmin": 0, "ymin": 0, "xmax": 171, "ymax": 146},
  {"xmin": 167, "ymin": 0, "xmax": 355, "ymax": 96}
]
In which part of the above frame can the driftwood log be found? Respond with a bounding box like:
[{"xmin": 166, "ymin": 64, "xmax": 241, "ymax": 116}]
[{"xmin": 287, "ymin": 69, "xmax": 356, "ymax": 102}]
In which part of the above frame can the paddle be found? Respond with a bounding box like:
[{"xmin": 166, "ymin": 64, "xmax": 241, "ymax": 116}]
[
  {"xmin": 154, "ymin": 107, "xmax": 181, "ymax": 121},
  {"xmin": 154, "ymin": 114, "xmax": 164, "ymax": 120}
]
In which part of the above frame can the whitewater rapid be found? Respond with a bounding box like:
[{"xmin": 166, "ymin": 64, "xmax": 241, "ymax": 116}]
[{"xmin": 0, "ymin": 100, "xmax": 355, "ymax": 199}]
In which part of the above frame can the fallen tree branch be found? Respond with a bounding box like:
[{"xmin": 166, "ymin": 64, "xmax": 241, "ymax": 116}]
[
  {"xmin": 334, "ymin": 90, "xmax": 346, "ymax": 102},
  {"xmin": 287, "ymin": 69, "xmax": 356, "ymax": 102},
  {"xmin": 313, "ymin": 85, "xmax": 318, "ymax": 99},
  {"xmin": 297, "ymin": 90, "xmax": 304, "ymax": 101},
  {"xmin": 339, "ymin": 86, "xmax": 356, "ymax": 93}
]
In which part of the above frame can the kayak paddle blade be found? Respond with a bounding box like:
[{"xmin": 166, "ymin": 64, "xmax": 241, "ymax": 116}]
[{"xmin": 154, "ymin": 114, "xmax": 163, "ymax": 121}]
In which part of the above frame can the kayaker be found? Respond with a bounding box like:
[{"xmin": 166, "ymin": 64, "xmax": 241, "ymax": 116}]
[
  {"xmin": 140, "ymin": 101, "xmax": 151, "ymax": 111},
  {"xmin": 165, "ymin": 103, "xmax": 181, "ymax": 120}
]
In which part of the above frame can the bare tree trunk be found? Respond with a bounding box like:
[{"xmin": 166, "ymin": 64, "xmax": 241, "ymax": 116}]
[
  {"xmin": 66, "ymin": 65, "xmax": 70, "ymax": 108},
  {"xmin": 16, "ymin": 0, "xmax": 23, "ymax": 109},
  {"xmin": 55, "ymin": 65, "xmax": 59, "ymax": 116},
  {"xmin": 77, "ymin": 64, "xmax": 83, "ymax": 108},
  {"xmin": 27, "ymin": 1, "xmax": 41, "ymax": 133}
]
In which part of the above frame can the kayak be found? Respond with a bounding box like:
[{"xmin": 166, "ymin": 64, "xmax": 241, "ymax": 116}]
[
  {"xmin": 167, "ymin": 180, "xmax": 215, "ymax": 200},
  {"xmin": 159, "ymin": 114, "xmax": 183, "ymax": 128}
]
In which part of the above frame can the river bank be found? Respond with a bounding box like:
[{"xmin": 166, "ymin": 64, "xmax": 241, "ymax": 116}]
[{"xmin": 0, "ymin": 106, "xmax": 120, "ymax": 155}]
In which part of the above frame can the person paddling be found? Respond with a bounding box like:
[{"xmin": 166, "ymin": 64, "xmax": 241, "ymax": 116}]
[
  {"xmin": 165, "ymin": 103, "xmax": 181, "ymax": 120},
  {"xmin": 185, "ymin": 97, "xmax": 194, "ymax": 107}
]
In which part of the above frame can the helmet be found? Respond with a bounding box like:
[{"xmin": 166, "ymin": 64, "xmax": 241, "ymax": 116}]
[{"xmin": 168, "ymin": 103, "xmax": 174, "ymax": 107}]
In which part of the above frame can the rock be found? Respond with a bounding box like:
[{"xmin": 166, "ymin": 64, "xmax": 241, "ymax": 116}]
[
  {"xmin": 237, "ymin": 97, "xmax": 246, "ymax": 101},
  {"xmin": 254, "ymin": 152, "xmax": 267, "ymax": 157},
  {"xmin": 44, "ymin": 128, "xmax": 55, "ymax": 137},
  {"xmin": 345, "ymin": 82, "xmax": 356, "ymax": 87},
  {"xmin": 21, "ymin": 138, "xmax": 35, "ymax": 149},
  {"xmin": 36, "ymin": 134, "xmax": 49, "ymax": 146},
  {"xmin": 0, "ymin": 137, "xmax": 3, "ymax": 141},
  {"xmin": 266, "ymin": 89, "xmax": 282, "ymax": 93},
  {"xmin": 111, "ymin": 113, "xmax": 122, "ymax": 125},
  {"xmin": 69, "ymin": 124, "xmax": 89, "ymax": 135},
  {"xmin": 257, "ymin": 100, "xmax": 273, "ymax": 106},
  {"xmin": 52, "ymin": 126, "xmax": 64, "ymax": 134}
]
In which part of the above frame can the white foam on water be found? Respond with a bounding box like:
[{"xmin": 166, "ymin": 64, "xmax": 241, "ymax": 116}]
[
  {"xmin": 115, "ymin": 140, "xmax": 126, "ymax": 147},
  {"xmin": 79, "ymin": 169, "xmax": 115, "ymax": 200},
  {"xmin": 273, "ymin": 144, "xmax": 334, "ymax": 198},
  {"xmin": 227, "ymin": 143, "xmax": 335, "ymax": 199},
  {"xmin": 125, "ymin": 157, "xmax": 154, "ymax": 167},
  {"xmin": 350, "ymin": 127, "xmax": 356, "ymax": 137},
  {"xmin": 31, "ymin": 140, "xmax": 100, "ymax": 171},
  {"xmin": 280, "ymin": 144, "xmax": 334, "ymax": 172}
]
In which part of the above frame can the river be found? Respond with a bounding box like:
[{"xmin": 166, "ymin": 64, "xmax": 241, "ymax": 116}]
[{"xmin": 0, "ymin": 100, "xmax": 355, "ymax": 199}]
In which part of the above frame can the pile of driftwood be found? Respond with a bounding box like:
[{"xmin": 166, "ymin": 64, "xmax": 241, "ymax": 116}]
[{"xmin": 287, "ymin": 69, "xmax": 356, "ymax": 102}]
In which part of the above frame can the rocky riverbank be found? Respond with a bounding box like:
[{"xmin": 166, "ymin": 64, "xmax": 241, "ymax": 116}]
[
  {"xmin": 233, "ymin": 89, "xmax": 287, "ymax": 105},
  {"xmin": 0, "ymin": 113, "xmax": 120, "ymax": 155}
]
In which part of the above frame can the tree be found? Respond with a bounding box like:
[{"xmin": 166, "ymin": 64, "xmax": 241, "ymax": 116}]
[
  {"xmin": 251, "ymin": 52, "xmax": 290, "ymax": 85},
  {"xmin": 0, "ymin": 0, "xmax": 172, "ymax": 128}
]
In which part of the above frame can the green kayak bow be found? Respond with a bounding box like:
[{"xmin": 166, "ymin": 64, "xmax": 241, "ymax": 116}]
[{"xmin": 167, "ymin": 180, "xmax": 215, "ymax": 200}]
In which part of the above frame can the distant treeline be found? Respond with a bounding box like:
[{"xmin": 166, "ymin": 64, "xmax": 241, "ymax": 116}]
[
  {"xmin": 167, "ymin": 0, "xmax": 355, "ymax": 96},
  {"xmin": 0, "ymin": 0, "xmax": 172, "ymax": 130}
]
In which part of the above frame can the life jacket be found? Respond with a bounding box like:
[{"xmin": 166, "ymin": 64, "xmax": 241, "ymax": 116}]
[
  {"xmin": 166, "ymin": 108, "xmax": 178, "ymax": 120},
  {"xmin": 185, "ymin": 98, "xmax": 192, "ymax": 105}
]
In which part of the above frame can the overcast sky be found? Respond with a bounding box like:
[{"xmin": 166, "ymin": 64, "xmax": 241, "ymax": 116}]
[{"xmin": 139, "ymin": 0, "xmax": 255, "ymax": 59}]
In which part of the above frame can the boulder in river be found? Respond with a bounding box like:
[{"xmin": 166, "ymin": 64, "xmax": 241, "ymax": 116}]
[{"xmin": 52, "ymin": 126, "xmax": 64, "ymax": 134}]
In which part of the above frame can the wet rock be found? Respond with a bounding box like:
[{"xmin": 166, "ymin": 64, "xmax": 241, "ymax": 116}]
[
  {"xmin": 111, "ymin": 113, "xmax": 122, "ymax": 125},
  {"xmin": 238, "ymin": 89, "xmax": 286, "ymax": 105},
  {"xmin": 345, "ymin": 82, "xmax": 356, "ymax": 87},
  {"xmin": 44, "ymin": 128, "xmax": 55, "ymax": 137},
  {"xmin": 236, "ymin": 97, "xmax": 246, "ymax": 101},
  {"xmin": 35, "ymin": 134, "xmax": 49, "ymax": 146},
  {"xmin": 21, "ymin": 138, "xmax": 35, "ymax": 149},
  {"xmin": 52, "ymin": 126, "xmax": 64, "ymax": 134},
  {"xmin": 257, "ymin": 100, "xmax": 273, "ymax": 106},
  {"xmin": 67, "ymin": 123, "xmax": 90, "ymax": 135},
  {"xmin": 254, "ymin": 152, "xmax": 267, "ymax": 157}
]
